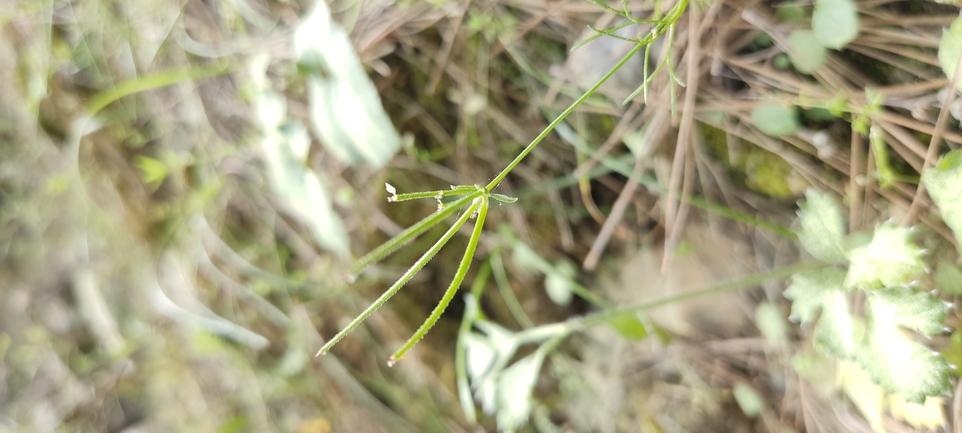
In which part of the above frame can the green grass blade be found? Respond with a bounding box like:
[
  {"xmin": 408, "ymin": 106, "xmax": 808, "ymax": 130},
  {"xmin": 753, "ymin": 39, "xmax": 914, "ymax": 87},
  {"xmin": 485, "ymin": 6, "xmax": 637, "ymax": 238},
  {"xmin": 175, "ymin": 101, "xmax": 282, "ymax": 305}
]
[
  {"xmin": 389, "ymin": 197, "xmax": 490, "ymax": 365},
  {"xmin": 349, "ymin": 192, "xmax": 480, "ymax": 276},
  {"xmin": 317, "ymin": 199, "xmax": 481, "ymax": 356},
  {"xmin": 87, "ymin": 62, "xmax": 231, "ymax": 116}
]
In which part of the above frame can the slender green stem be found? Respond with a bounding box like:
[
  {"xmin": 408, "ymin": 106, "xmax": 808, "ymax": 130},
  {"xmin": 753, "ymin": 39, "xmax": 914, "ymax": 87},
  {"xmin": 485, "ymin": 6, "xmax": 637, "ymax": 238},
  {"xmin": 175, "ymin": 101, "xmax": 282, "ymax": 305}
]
[
  {"xmin": 391, "ymin": 185, "xmax": 479, "ymax": 202},
  {"xmin": 578, "ymin": 261, "xmax": 824, "ymax": 329},
  {"xmin": 455, "ymin": 293, "xmax": 481, "ymax": 422},
  {"xmin": 491, "ymin": 248, "xmax": 536, "ymax": 329},
  {"xmin": 349, "ymin": 192, "xmax": 481, "ymax": 276},
  {"xmin": 484, "ymin": 42, "xmax": 646, "ymax": 192},
  {"xmin": 318, "ymin": 198, "xmax": 482, "ymax": 356},
  {"xmin": 389, "ymin": 196, "xmax": 490, "ymax": 365},
  {"xmin": 484, "ymin": 0, "xmax": 687, "ymax": 192}
]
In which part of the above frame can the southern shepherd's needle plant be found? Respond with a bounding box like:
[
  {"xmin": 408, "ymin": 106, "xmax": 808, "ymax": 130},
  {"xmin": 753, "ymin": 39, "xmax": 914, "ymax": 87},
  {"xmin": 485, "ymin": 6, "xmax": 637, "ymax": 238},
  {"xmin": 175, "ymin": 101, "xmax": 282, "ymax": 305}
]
[
  {"xmin": 316, "ymin": 0, "xmax": 962, "ymax": 412},
  {"xmin": 316, "ymin": 0, "xmax": 690, "ymax": 365}
]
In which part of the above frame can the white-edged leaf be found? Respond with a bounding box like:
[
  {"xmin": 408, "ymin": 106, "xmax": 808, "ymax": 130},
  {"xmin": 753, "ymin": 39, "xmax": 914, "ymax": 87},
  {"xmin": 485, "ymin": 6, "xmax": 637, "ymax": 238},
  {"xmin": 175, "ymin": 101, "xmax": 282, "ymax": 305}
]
[
  {"xmin": 814, "ymin": 291, "xmax": 860, "ymax": 359},
  {"xmin": 294, "ymin": 2, "xmax": 400, "ymax": 168},
  {"xmin": 786, "ymin": 29, "xmax": 827, "ymax": 74},
  {"xmin": 812, "ymin": 0, "xmax": 859, "ymax": 50},
  {"xmin": 921, "ymin": 149, "xmax": 962, "ymax": 247},
  {"xmin": 755, "ymin": 301, "xmax": 788, "ymax": 344},
  {"xmin": 751, "ymin": 101, "xmax": 800, "ymax": 137},
  {"xmin": 464, "ymin": 332, "xmax": 498, "ymax": 383},
  {"xmin": 784, "ymin": 268, "xmax": 848, "ymax": 324},
  {"xmin": 856, "ymin": 288, "xmax": 951, "ymax": 403},
  {"xmin": 939, "ymin": 17, "xmax": 962, "ymax": 91},
  {"xmin": 844, "ymin": 224, "xmax": 924, "ymax": 290},
  {"xmin": 496, "ymin": 352, "xmax": 545, "ymax": 431},
  {"xmin": 797, "ymin": 189, "xmax": 847, "ymax": 263}
]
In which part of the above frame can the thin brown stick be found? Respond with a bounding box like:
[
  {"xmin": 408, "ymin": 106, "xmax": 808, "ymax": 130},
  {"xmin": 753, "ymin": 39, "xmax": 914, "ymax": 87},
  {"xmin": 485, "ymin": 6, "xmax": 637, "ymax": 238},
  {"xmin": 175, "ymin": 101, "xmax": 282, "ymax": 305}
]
[{"xmin": 663, "ymin": 5, "xmax": 702, "ymax": 273}]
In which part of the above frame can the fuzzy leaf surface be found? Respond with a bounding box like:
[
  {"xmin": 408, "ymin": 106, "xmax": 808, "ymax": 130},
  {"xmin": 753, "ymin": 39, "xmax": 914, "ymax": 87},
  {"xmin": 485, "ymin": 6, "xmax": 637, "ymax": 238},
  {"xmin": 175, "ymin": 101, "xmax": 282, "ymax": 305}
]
[
  {"xmin": 844, "ymin": 224, "xmax": 923, "ymax": 289},
  {"xmin": 856, "ymin": 288, "xmax": 950, "ymax": 403},
  {"xmin": 784, "ymin": 268, "xmax": 847, "ymax": 324},
  {"xmin": 797, "ymin": 189, "xmax": 847, "ymax": 263},
  {"xmin": 814, "ymin": 291, "xmax": 859, "ymax": 359},
  {"xmin": 921, "ymin": 149, "xmax": 962, "ymax": 246}
]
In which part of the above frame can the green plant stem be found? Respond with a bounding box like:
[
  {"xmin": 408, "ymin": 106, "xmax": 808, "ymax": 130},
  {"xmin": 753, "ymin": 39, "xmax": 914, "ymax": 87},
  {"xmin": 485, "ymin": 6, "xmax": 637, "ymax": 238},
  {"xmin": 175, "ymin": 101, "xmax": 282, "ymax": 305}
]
[
  {"xmin": 455, "ymin": 294, "xmax": 481, "ymax": 422},
  {"xmin": 578, "ymin": 261, "xmax": 824, "ymax": 329},
  {"xmin": 349, "ymin": 192, "xmax": 481, "ymax": 275},
  {"xmin": 389, "ymin": 196, "xmax": 489, "ymax": 365},
  {"xmin": 484, "ymin": 42, "xmax": 647, "ymax": 192},
  {"xmin": 491, "ymin": 249, "xmax": 536, "ymax": 329},
  {"xmin": 318, "ymin": 198, "xmax": 482, "ymax": 356}
]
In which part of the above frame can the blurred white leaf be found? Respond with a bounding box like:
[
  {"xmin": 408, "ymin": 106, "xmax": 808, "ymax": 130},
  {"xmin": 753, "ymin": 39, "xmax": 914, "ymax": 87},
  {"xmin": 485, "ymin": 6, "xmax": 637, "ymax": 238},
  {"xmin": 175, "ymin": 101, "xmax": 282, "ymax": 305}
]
[
  {"xmin": 262, "ymin": 123, "xmax": 350, "ymax": 256},
  {"xmin": 888, "ymin": 394, "xmax": 946, "ymax": 429},
  {"xmin": 464, "ymin": 332, "xmax": 497, "ymax": 383},
  {"xmin": 496, "ymin": 352, "xmax": 545, "ymax": 432},
  {"xmin": 295, "ymin": 2, "xmax": 400, "ymax": 168},
  {"xmin": 784, "ymin": 268, "xmax": 848, "ymax": 324},
  {"xmin": 544, "ymin": 273, "xmax": 573, "ymax": 306}
]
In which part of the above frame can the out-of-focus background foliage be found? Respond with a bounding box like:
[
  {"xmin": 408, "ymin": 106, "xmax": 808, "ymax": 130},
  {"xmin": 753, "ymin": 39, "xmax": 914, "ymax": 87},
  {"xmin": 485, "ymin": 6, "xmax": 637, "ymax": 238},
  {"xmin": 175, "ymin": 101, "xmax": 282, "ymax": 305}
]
[{"xmin": 3, "ymin": 0, "xmax": 962, "ymax": 431}]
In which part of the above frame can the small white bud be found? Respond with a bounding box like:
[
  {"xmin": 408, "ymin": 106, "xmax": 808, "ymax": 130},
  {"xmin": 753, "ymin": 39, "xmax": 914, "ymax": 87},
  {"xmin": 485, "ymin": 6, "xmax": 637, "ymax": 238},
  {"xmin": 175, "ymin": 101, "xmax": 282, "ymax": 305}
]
[{"xmin": 386, "ymin": 183, "xmax": 398, "ymax": 202}]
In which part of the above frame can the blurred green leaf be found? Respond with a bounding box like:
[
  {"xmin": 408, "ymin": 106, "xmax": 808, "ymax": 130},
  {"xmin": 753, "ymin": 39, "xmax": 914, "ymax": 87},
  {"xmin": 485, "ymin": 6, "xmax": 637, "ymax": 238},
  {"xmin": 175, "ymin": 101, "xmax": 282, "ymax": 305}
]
[
  {"xmin": 939, "ymin": 17, "xmax": 962, "ymax": 90},
  {"xmin": 294, "ymin": 2, "xmax": 400, "ymax": 168},
  {"xmin": 814, "ymin": 291, "xmax": 859, "ymax": 359},
  {"xmin": 934, "ymin": 261, "xmax": 962, "ymax": 296},
  {"xmin": 921, "ymin": 149, "xmax": 962, "ymax": 247},
  {"xmin": 786, "ymin": 29, "xmax": 827, "ymax": 74},
  {"xmin": 751, "ymin": 101, "xmax": 800, "ymax": 137},
  {"xmin": 733, "ymin": 383, "xmax": 765, "ymax": 418},
  {"xmin": 812, "ymin": 0, "xmax": 859, "ymax": 50},
  {"xmin": 755, "ymin": 301, "xmax": 788, "ymax": 344},
  {"xmin": 797, "ymin": 189, "xmax": 847, "ymax": 263},
  {"xmin": 784, "ymin": 268, "xmax": 848, "ymax": 324},
  {"xmin": 217, "ymin": 416, "xmax": 248, "ymax": 433},
  {"xmin": 135, "ymin": 155, "xmax": 169, "ymax": 188},
  {"xmin": 607, "ymin": 312, "xmax": 649, "ymax": 341},
  {"xmin": 844, "ymin": 224, "xmax": 923, "ymax": 290},
  {"xmin": 857, "ymin": 288, "xmax": 950, "ymax": 403}
]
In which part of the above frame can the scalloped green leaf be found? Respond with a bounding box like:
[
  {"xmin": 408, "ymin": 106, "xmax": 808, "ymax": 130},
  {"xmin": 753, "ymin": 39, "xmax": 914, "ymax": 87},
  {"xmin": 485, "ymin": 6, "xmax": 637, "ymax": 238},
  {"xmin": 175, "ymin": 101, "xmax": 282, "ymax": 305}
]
[
  {"xmin": 844, "ymin": 224, "xmax": 923, "ymax": 290},
  {"xmin": 856, "ymin": 288, "xmax": 951, "ymax": 403},
  {"xmin": 751, "ymin": 102, "xmax": 800, "ymax": 137},
  {"xmin": 797, "ymin": 189, "xmax": 847, "ymax": 263},
  {"xmin": 814, "ymin": 291, "xmax": 860, "ymax": 359},
  {"xmin": 786, "ymin": 29, "xmax": 827, "ymax": 74},
  {"xmin": 939, "ymin": 17, "xmax": 962, "ymax": 91},
  {"xmin": 784, "ymin": 268, "xmax": 848, "ymax": 324},
  {"xmin": 812, "ymin": 0, "xmax": 859, "ymax": 50},
  {"xmin": 921, "ymin": 149, "xmax": 962, "ymax": 246}
]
